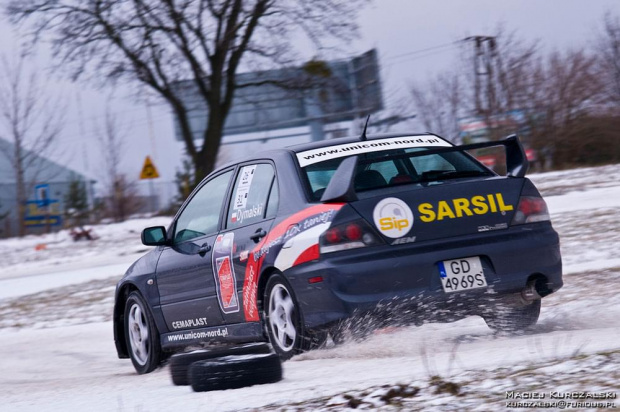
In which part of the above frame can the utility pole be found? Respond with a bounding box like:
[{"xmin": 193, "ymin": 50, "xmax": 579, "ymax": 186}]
[{"xmin": 464, "ymin": 36, "xmax": 497, "ymax": 117}]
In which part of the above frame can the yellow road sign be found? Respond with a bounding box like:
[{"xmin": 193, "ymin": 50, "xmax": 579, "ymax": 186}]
[{"xmin": 140, "ymin": 156, "xmax": 160, "ymax": 179}]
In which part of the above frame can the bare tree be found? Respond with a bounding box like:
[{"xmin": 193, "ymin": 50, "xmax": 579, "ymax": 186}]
[
  {"xmin": 409, "ymin": 26, "xmax": 609, "ymax": 170},
  {"xmin": 488, "ymin": 31, "xmax": 539, "ymax": 117},
  {"xmin": 410, "ymin": 29, "xmax": 540, "ymax": 145},
  {"xmin": 0, "ymin": 53, "xmax": 64, "ymax": 236},
  {"xmin": 8, "ymin": 0, "xmax": 369, "ymax": 182},
  {"xmin": 526, "ymin": 49, "xmax": 603, "ymax": 168},
  {"xmin": 596, "ymin": 11, "xmax": 620, "ymax": 109},
  {"xmin": 409, "ymin": 71, "xmax": 462, "ymax": 142},
  {"xmin": 97, "ymin": 107, "xmax": 141, "ymax": 222},
  {"xmin": 460, "ymin": 29, "xmax": 540, "ymax": 141}
]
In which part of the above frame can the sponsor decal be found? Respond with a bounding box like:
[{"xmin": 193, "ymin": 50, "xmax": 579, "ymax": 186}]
[
  {"xmin": 166, "ymin": 327, "xmax": 229, "ymax": 342},
  {"xmin": 283, "ymin": 224, "xmax": 301, "ymax": 246},
  {"xmin": 239, "ymin": 250, "xmax": 249, "ymax": 262},
  {"xmin": 241, "ymin": 204, "xmax": 344, "ymax": 321},
  {"xmin": 171, "ymin": 317, "xmax": 208, "ymax": 330},
  {"xmin": 215, "ymin": 257, "xmax": 238, "ymax": 309},
  {"xmin": 373, "ymin": 197, "xmax": 414, "ymax": 238},
  {"xmin": 418, "ymin": 193, "xmax": 513, "ymax": 223},
  {"xmin": 251, "ymin": 209, "xmax": 336, "ymax": 262},
  {"xmin": 239, "ymin": 165, "xmax": 257, "ymax": 187},
  {"xmin": 233, "ymin": 165, "xmax": 257, "ymax": 210},
  {"xmin": 478, "ymin": 223, "xmax": 509, "ymax": 232},
  {"xmin": 301, "ymin": 209, "xmax": 336, "ymax": 229},
  {"xmin": 234, "ymin": 187, "xmax": 250, "ymax": 210},
  {"xmin": 296, "ymin": 135, "xmax": 452, "ymax": 167},
  {"xmin": 253, "ymin": 235, "xmax": 284, "ymax": 262},
  {"xmin": 212, "ymin": 233, "xmax": 240, "ymax": 313},
  {"xmin": 391, "ymin": 236, "xmax": 416, "ymax": 245},
  {"xmin": 231, "ymin": 203, "xmax": 264, "ymax": 225},
  {"xmin": 275, "ymin": 223, "xmax": 330, "ymax": 270},
  {"xmin": 242, "ymin": 265, "xmax": 258, "ymax": 321}
]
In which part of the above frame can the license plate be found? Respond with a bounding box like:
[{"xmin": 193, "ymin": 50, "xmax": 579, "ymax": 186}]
[{"xmin": 438, "ymin": 257, "xmax": 487, "ymax": 293}]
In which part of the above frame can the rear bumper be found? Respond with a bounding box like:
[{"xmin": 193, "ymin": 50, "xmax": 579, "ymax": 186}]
[{"xmin": 286, "ymin": 222, "xmax": 562, "ymax": 329}]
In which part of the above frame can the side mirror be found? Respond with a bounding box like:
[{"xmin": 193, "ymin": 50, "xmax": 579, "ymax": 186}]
[{"xmin": 141, "ymin": 226, "xmax": 168, "ymax": 246}]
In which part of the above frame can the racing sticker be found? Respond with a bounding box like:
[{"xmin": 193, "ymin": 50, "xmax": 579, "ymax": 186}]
[
  {"xmin": 171, "ymin": 317, "xmax": 208, "ymax": 330},
  {"xmin": 241, "ymin": 203, "xmax": 344, "ymax": 321},
  {"xmin": 418, "ymin": 193, "xmax": 514, "ymax": 222},
  {"xmin": 373, "ymin": 197, "xmax": 414, "ymax": 238},
  {"xmin": 212, "ymin": 232, "xmax": 240, "ymax": 313},
  {"xmin": 231, "ymin": 203, "xmax": 264, "ymax": 225},
  {"xmin": 233, "ymin": 165, "xmax": 257, "ymax": 210},
  {"xmin": 273, "ymin": 209, "xmax": 336, "ymax": 270},
  {"xmin": 165, "ymin": 326, "xmax": 229, "ymax": 344},
  {"xmin": 296, "ymin": 135, "xmax": 452, "ymax": 167}
]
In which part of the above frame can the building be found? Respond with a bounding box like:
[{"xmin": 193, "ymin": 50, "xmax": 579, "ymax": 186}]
[
  {"xmin": 172, "ymin": 49, "xmax": 383, "ymax": 146},
  {"xmin": 0, "ymin": 137, "xmax": 95, "ymax": 238}
]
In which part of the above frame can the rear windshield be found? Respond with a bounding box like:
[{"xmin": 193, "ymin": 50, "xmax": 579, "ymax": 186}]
[{"xmin": 303, "ymin": 148, "xmax": 493, "ymax": 201}]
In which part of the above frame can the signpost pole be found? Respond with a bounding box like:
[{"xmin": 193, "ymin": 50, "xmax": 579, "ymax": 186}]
[
  {"xmin": 149, "ymin": 179, "xmax": 156, "ymax": 214},
  {"xmin": 140, "ymin": 156, "xmax": 161, "ymax": 214}
]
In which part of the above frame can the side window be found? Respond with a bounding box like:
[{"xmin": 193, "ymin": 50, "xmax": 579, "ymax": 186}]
[
  {"xmin": 227, "ymin": 163, "xmax": 276, "ymax": 229},
  {"xmin": 174, "ymin": 170, "xmax": 233, "ymax": 243}
]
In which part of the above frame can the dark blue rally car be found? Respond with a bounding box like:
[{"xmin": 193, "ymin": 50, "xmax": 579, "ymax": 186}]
[{"xmin": 114, "ymin": 133, "xmax": 562, "ymax": 374}]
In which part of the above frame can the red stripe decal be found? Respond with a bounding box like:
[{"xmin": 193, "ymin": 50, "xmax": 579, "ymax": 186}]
[
  {"xmin": 292, "ymin": 244, "xmax": 320, "ymax": 267},
  {"xmin": 242, "ymin": 203, "xmax": 344, "ymax": 321}
]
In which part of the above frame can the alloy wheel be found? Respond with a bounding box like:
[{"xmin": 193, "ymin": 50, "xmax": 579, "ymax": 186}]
[
  {"xmin": 268, "ymin": 284, "xmax": 296, "ymax": 352},
  {"xmin": 128, "ymin": 303, "xmax": 150, "ymax": 365}
]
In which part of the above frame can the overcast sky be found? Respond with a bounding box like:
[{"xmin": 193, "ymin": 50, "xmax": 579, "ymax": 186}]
[{"xmin": 0, "ymin": 0, "xmax": 618, "ymax": 195}]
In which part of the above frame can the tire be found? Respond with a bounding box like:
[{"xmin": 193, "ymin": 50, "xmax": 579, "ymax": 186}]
[
  {"xmin": 189, "ymin": 353, "xmax": 282, "ymax": 392},
  {"xmin": 483, "ymin": 298, "xmax": 541, "ymax": 332},
  {"xmin": 170, "ymin": 343, "xmax": 272, "ymax": 386},
  {"xmin": 124, "ymin": 291, "xmax": 163, "ymax": 374},
  {"xmin": 263, "ymin": 274, "xmax": 324, "ymax": 360}
]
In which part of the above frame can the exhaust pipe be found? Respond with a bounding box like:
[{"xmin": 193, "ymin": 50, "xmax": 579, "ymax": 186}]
[{"xmin": 521, "ymin": 279, "xmax": 543, "ymax": 302}]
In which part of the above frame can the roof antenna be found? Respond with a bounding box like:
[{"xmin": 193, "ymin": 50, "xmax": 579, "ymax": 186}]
[{"xmin": 359, "ymin": 115, "xmax": 370, "ymax": 141}]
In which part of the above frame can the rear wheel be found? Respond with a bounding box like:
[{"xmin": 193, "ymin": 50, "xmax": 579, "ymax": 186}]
[
  {"xmin": 124, "ymin": 291, "xmax": 163, "ymax": 374},
  {"xmin": 263, "ymin": 274, "xmax": 325, "ymax": 360},
  {"xmin": 483, "ymin": 298, "xmax": 541, "ymax": 332}
]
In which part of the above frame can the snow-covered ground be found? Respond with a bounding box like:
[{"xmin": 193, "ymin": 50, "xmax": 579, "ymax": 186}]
[{"xmin": 0, "ymin": 164, "xmax": 619, "ymax": 411}]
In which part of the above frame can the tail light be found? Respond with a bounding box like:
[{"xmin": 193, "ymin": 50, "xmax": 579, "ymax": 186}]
[
  {"xmin": 511, "ymin": 196, "xmax": 550, "ymax": 225},
  {"xmin": 320, "ymin": 219, "xmax": 384, "ymax": 254}
]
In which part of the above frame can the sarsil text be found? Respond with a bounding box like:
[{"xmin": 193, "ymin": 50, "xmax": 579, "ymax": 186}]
[{"xmin": 418, "ymin": 193, "xmax": 513, "ymax": 222}]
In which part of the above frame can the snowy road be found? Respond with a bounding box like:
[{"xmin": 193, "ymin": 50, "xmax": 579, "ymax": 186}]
[
  {"xmin": 0, "ymin": 261, "xmax": 132, "ymax": 300},
  {"xmin": 0, "ymin": 165, "xmax": 619, "ymax": 411},
  {"xmin": 2, "ymin": 318, "xmax": 619, "ymax": 411}
]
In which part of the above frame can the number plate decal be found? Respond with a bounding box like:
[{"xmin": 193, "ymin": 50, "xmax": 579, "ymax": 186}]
[{"xmin": 438, "ymin": 257, "xmax": 488, "ymax": 293}]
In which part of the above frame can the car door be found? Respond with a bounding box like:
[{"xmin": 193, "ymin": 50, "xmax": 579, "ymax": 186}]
[
  {"xmin": 155, "ymin": 169, "xmax": 234, "ymax": 331},
  {"xmin": 214, "ymin": 162, "xmax": 279, "ymax": 325}
]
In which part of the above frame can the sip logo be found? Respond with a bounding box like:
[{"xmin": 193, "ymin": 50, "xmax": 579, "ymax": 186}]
[{"xmin": 373, "ymin": 197, "xmax": 414, "ymax": 238}]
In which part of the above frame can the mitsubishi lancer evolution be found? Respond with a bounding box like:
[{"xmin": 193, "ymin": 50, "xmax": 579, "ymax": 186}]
[{"xmin": 113, "ymin": 133, "xmax": 562, "ymax": 374}]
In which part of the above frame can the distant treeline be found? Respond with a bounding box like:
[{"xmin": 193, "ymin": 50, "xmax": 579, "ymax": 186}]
[{"xmin": 410, "ymin": 13, "xmax": 620, "ymax": 171}]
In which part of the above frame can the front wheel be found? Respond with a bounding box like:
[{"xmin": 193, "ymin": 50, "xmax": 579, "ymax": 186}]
[{"xmin": 124, "ymin": 291, "xmax": 163, "ymax": 374}]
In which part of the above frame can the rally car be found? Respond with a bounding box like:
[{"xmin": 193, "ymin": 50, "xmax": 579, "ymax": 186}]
[{"xmin": 113, "ymin": 133, "xmax": 563, "ymax": 374}]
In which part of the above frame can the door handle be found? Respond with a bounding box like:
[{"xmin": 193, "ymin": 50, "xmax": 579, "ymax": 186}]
[
  {"xmin": 198, "ymin": 243, "xmax": 211, "ymax": 256},
  {"xmin": 250, "ymin": 228, "xmax": 267, "ymax": 242}
]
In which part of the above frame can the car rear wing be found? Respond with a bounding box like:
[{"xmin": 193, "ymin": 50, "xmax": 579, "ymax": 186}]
[{"xmin": 320, "ymin": 134, "xmax": 529, "ymax": 203}]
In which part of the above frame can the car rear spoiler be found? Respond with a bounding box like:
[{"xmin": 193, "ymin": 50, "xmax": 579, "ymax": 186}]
[{"xmin": 321, "ymin": 134, "xmax": 529, "ymax": 203}]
